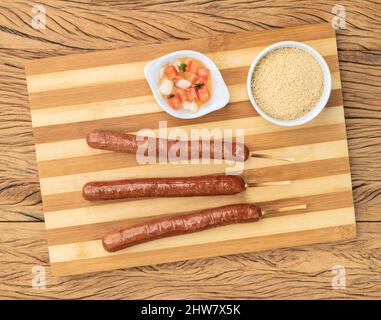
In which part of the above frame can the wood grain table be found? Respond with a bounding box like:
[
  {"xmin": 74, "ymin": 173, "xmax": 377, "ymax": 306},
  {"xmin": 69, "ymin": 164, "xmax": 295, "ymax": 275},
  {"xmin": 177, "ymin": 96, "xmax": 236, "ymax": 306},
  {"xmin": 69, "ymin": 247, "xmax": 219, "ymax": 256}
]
[{"xmin": 0, "ymin": 0, "xmax": 380, "ymax": 299}]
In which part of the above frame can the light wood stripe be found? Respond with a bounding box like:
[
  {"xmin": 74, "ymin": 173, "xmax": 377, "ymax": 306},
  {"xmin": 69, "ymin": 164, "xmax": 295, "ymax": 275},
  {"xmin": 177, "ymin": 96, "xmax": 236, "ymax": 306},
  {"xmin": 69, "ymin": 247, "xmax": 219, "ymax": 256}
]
[
  {"xmin": 25, "ymin": 23, "xmax": 335, "ymax": 75},
  {"xmin": 31, "ymin": 95, "xmax": 159, "ymax": 128},
  {"xmin": 45, "ymin": 190, "xmax": 354, "ymax": 245},
  {"xmin": 48, "ymin": 207, "xmax": 355, "ymax": 264},
  {"xmin": 39, "ymin": 140, "xmax": 349, "ymax": 196},
  {"xmin": 34, "ymin": 105, "xmax": 345, "ymax": 161}
]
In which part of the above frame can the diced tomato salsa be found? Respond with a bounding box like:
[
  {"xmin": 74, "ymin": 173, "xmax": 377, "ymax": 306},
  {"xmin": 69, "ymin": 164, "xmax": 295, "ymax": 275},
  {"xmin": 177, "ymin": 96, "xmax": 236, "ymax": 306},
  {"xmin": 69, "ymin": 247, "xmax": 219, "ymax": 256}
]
[{"xmin": 159, "ymin": 58, "xmax": 211, "ymax": 112}]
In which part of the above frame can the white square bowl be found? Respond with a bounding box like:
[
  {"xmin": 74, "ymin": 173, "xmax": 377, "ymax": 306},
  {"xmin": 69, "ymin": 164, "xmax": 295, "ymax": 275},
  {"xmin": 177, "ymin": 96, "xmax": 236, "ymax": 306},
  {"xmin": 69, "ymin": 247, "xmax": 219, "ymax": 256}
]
[{"xmin": 144, "ymin": 50, "xmax": 230, "ymax": 119}]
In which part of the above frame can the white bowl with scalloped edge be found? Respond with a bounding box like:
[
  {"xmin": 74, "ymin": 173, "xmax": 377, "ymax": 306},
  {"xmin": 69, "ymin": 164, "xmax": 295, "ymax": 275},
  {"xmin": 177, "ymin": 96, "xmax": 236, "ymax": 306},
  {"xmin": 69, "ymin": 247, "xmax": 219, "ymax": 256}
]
[{"xmin": 144, "ymin": 50, "xmax": 230, "ymax": 119}]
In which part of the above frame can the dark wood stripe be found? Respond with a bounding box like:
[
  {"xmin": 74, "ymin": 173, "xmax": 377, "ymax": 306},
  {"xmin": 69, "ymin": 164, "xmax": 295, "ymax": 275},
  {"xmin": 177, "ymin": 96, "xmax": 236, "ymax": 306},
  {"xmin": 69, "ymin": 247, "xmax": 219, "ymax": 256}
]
[
  {"xmin": 41, "ymin": 157, "xmax": 350, "ymax": 212},
  {"xmin": 33, "ymin": 89, "xmax": 342, "ymax": 145},
  {"xmin": 46, "ymin": 190, "xmax": 353, "ymax": 246},
  {"xmin": 26, "ymin": 23, "xmax": 334, "ymax": 75},
  {"xmin": 243, "ymin": 157, "xmax": 350, "ymax": 182},
  {"xmin": 38, "ymin": 122, "xmax": 346, "ymax": 178},
  {"xmin": 29, "ymin": 79, "xmax": 147, "ymax": 109},
  {"xmin": 251, "ymin": 123, "xmax": 346, "ymax": 150}
]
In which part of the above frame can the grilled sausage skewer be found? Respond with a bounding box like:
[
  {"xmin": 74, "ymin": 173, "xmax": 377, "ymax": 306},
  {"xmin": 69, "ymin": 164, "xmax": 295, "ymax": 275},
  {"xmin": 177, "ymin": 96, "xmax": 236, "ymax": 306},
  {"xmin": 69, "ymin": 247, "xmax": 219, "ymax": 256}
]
[
  {"xmin": 86, "ymin": 129, "xmax": 249, "ymax": 161},
  {"xmin": 102, "ymin": 204, "xmax": 262, "ymax": 252},
  {"xmin": 102, "ymin": 202, "xmax": 307, "ymax": 252},
  {"xmin": 82, "ymin": 175, "xmax": 291, "ymax": 201},
  {"xmin": 86, "ymin": 130, "xmax": 292, "ymax": 162}
]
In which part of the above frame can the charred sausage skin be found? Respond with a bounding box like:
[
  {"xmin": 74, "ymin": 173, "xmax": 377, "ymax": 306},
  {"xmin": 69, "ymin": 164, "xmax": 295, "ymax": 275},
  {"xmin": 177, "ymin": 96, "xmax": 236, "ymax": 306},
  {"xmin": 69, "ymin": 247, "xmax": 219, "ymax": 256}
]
[
  {"xmin": 103, "ymin": 204, "xmax": 262, "ymax": 252},
  {"xmin": 83, "ymin": 175, "xmax": 246, "ymax": 201},
  {"xmin": 86, "ymin": 130, "xmax": 140, "ymax": 153}
]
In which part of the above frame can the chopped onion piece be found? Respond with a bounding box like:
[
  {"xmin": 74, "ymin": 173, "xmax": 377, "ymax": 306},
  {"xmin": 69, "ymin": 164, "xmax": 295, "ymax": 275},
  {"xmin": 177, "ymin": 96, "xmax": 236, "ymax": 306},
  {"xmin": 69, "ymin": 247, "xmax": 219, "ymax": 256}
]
[
  {"xmin": 183, "ymin": 101, "xmax": 198, "ymax": 112},
  {"xmin": 175, "ymin": 78, "xmax": 191, "ymax": 89},
  {"xmin": 159, "ymin": 78, "xmax": 173, "ymax": 95}
]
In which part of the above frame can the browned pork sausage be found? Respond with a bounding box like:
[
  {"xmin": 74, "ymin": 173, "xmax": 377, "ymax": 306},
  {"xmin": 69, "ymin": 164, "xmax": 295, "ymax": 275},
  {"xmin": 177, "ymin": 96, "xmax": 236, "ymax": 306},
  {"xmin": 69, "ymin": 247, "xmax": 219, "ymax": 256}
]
[
  {"xmin": 86, "ymin": 129, "xmax": 249, "ymax": 161},
  {"xmin": 83, "ymin": 175, "xmax": 246, "ymax": 201},
  {"xmin": 102, "ymin": 204, "xmax": 262, "ymax": 252}
]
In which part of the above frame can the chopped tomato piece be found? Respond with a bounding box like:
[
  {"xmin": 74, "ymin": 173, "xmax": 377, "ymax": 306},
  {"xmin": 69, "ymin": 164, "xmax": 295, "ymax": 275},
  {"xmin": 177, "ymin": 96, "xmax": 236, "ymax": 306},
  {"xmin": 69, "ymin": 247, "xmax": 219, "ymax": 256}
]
[
  {"xmin": 196, "ymin": 85, "xmax": 209, "ymax": 102},
  {"xmin": 190, "ymin": 75, "xmax": 205, "ymax": 85},
  {"xmin": 197, "ymin": 67, "xmax": 209, "ymax": 79},
  {"xmin": 187, "ymin": 60, "xmax": 199, "ymax": 74},
  {"xmin": 164, "ymin": 65, "xmax": 178, "ymax": 80},
  {"xmin": 187, "ymin": 87, "xmax": 199, "ymax": 102},
  {"xmin": 176, "ymin": 90, "xmax": 188, "ymax": 102},
  {"xmin": 167, "ymin": 94, "xmax": 182, "ymax": 109}
]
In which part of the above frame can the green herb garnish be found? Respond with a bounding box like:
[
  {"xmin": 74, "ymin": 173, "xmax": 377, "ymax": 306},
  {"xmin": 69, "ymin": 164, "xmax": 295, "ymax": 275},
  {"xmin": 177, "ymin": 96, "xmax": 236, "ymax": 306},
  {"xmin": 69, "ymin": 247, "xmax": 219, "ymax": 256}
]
[{"xmin": 178, "ymin": 63, "xmax": 187, "ymax": 72}]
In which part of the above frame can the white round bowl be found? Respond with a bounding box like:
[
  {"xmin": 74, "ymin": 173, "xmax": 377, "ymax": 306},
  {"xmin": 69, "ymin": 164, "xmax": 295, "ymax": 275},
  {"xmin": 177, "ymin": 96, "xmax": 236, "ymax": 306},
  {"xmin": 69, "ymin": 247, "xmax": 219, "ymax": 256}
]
[{"xmin": 246, "ymin": 41, "xmax": 332, "ymax": 126}]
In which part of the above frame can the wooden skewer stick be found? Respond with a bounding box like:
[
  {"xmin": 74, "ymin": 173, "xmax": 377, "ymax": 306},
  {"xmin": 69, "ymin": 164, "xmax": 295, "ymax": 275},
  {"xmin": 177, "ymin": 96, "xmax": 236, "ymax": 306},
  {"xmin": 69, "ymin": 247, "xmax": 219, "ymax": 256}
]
[
  {"xmin": 262, "ymin": 204, "xmax": 307, "ymax": 216},
  {"xmin": 277, "ymin": 204, "xmax": 307, "ymax": 212},
  {"xmin": 250, "ymin": 152, "xmax": 295, "ymax": 162},
  {"xmin": 245, "ymin": 180, "xmax": 291, "ymax": 188}
]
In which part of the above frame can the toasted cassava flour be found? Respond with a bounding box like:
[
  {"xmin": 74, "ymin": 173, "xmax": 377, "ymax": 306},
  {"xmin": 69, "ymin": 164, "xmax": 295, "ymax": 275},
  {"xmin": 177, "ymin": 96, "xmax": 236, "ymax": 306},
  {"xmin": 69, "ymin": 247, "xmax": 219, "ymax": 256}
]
[{"xmin": 251, "ymin": 47, "xmax": 324, "ymax": 120}]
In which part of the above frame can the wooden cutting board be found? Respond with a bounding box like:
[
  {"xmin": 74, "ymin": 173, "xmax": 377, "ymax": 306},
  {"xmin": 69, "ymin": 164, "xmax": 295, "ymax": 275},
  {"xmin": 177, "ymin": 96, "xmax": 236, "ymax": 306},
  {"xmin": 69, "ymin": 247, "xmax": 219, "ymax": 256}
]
[{"xmin": 24, "ymin": 23, "xmax": 356, "ymax": 276}]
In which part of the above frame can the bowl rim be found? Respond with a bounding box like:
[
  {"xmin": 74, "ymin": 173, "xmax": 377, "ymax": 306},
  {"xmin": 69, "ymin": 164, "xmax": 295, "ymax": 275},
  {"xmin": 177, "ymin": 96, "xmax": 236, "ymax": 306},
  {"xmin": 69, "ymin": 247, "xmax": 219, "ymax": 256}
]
[
  {"xmin": 144, "ymin": 50, "xmax": 230, "ymax": 119},
  {"xmin": 246, "ymin": 41, "xmax": 332, "ymax": 127}
]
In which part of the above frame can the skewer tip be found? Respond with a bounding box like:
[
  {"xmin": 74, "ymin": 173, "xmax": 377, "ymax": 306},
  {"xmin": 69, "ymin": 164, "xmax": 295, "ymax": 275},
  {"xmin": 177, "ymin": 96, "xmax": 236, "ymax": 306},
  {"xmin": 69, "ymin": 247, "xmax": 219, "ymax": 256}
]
[
  {"xmin": 246, "ymin": 180, "xmax": 291, "ymax": 188},
  {"xmin": 262, "ymin": 204, "xmax": 307, "ymax": 216},
  {"xmin": 250, "ymin": 153, "xmax": 295, "ymax": 162}
]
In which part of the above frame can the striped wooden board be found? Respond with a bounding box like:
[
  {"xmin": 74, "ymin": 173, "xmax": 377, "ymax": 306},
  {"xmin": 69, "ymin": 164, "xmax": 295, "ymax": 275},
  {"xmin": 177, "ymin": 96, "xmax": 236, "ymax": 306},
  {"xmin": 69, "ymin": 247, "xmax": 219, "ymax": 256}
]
[{"xmin": 24, "ymin": 23, "xmax": 356, "ymax": 276}]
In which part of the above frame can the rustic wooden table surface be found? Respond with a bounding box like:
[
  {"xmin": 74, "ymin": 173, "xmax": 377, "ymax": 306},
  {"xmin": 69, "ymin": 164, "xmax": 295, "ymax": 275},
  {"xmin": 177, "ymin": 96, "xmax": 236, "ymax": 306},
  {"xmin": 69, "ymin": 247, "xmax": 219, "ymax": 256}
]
[{"xmin": 0, "ymin": 0, "xmax": 380, "ymax": 299}]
